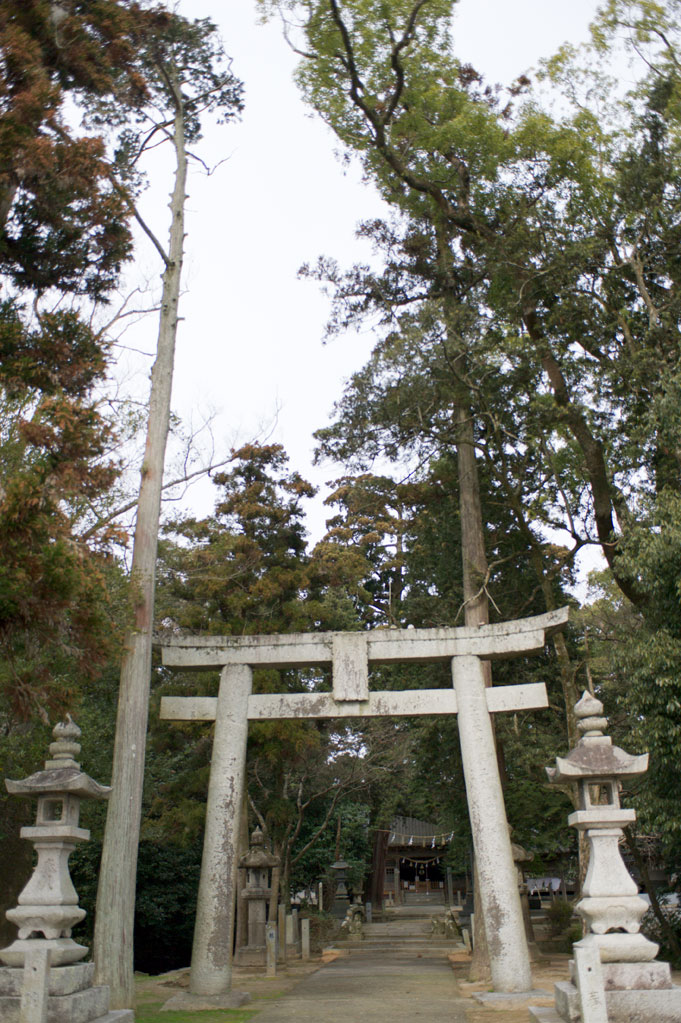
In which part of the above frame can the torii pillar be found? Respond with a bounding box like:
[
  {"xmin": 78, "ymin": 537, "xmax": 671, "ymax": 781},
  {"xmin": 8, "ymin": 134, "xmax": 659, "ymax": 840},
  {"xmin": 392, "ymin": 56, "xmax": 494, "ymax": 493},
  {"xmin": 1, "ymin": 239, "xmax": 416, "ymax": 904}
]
[{"xmin": 159, "ymin": 607, "xmax": 568, "ymax": 997}]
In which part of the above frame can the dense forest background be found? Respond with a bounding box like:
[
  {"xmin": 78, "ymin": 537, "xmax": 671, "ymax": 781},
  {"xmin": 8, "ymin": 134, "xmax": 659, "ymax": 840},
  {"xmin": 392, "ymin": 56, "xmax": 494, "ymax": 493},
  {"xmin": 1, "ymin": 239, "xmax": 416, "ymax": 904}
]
[{"xmin": 2, "ymin": 0, "xmax": 681, "ymax": 976}]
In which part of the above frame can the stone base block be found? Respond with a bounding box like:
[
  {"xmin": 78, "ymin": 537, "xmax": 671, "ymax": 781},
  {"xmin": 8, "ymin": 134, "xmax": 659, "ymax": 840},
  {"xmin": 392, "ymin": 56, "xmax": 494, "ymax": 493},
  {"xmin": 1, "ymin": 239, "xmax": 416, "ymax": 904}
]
[
  {"xmin": 553, "ymin": 977, "xmax": 681, "ymax": 1023},
  {"xmin": 528, "ymin": 1009, "xmax": 562, "ymax": 1023},
  {"xmin": 0, "ymin": 964, "xmax": 95, "ymax": 998},
  {"xmin": 554, "ymin": 981, "xmax": 579, "ymax": 1022},
  {"xmin": 568, "ymin": 958, "xmax": 672, "ymax": 990},
  {"xmin": 607, "ymin": 986, "xmax": 681, "ymax": 1022},
  {"xmin": 472, "ymin": 989, "xmax": 552, "ymax": 1011},
  {"xmin": 0, "ymin": 984, "xmax": 110, "ymax": 1023},
  {"xmin": 160, "ymin": 990, "xmax": 250, "ymax": 1012}
]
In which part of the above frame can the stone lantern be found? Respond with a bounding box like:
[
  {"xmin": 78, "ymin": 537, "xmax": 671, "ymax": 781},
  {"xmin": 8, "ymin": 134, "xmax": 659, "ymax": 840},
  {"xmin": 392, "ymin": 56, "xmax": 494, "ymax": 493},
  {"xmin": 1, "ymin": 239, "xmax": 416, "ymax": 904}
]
[
  {"xmin": 529, "ymin": 692, "xmax": 681, "ymax": 1023},
  {"xmin": 0, "ymin": 718, "xmax": 130, "ymax": 1023},
  {"xmin": 235, "ymin": 827, "xmax": 279, "ymax": 965},
  {"xmin": 330, "ymin": 858, "xmax": 350, "ymax": 919},
  {"xmin": 0, "ymin": 716, "xmax": 111, "ymax": 968}
]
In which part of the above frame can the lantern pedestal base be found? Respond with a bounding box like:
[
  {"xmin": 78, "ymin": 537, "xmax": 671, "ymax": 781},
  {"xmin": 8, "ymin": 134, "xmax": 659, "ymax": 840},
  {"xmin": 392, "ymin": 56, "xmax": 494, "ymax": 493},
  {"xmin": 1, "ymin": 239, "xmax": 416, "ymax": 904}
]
[{"xmin": 0, "ymin": 959, "xmax": 134, "ymax": 1023}]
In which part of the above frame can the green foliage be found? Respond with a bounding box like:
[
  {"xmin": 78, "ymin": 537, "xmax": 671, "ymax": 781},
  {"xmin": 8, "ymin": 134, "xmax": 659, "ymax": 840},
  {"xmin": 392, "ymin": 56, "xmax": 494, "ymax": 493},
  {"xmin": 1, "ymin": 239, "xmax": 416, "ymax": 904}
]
[
  {"xmin": 641, "ymin": 906, "xmax": 681, "ymax": 967},
  {"xmin": 71, "ymin": 839, "xmax": 202, "ymax": 974},
  {"xmin": 545, "ymin": 897, "xmax": 576, "ymax": 936}
]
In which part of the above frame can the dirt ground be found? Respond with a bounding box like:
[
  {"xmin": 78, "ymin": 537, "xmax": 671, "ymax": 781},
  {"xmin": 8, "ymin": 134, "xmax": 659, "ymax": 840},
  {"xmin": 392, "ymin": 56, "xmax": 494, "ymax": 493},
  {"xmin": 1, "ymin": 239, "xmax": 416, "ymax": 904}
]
[{"xmin": 137, "ymin": 949, "xmax": 681, "ymax": 1022}]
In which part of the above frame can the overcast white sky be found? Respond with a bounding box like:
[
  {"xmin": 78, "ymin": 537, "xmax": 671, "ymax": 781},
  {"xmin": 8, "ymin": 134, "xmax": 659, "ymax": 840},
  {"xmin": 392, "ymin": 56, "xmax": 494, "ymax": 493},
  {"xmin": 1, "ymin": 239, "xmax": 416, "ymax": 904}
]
[{"xmin": 121, "ymin": 0, "xmax": 603, "ymax": 543}]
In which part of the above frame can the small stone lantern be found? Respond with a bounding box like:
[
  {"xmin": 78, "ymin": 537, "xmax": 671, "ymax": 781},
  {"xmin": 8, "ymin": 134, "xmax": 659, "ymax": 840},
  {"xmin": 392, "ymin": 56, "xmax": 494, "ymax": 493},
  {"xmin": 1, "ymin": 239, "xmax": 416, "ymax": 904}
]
[
  {"xmin": 532, "ymin": 692, "xmax": 681, "ymax": 1023},
  {"xmin": 0, "ymin": 716, "xmax": 110, "ymax": 967},
  {"xmin": 330, "ymin": 858, "xmax": 350, "ymax": 918},
  {"xmin": 235, "ymin": 827, "xmax": 279, "ymax": 965}
]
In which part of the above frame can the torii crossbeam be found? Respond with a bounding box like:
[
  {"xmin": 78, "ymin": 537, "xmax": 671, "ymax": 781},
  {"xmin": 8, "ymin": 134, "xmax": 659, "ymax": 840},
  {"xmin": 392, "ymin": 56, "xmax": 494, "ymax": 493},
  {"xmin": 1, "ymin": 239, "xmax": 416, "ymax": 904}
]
[{"xmin": 159, "ymin": 606, "xmax": 568, "ymax": 998}]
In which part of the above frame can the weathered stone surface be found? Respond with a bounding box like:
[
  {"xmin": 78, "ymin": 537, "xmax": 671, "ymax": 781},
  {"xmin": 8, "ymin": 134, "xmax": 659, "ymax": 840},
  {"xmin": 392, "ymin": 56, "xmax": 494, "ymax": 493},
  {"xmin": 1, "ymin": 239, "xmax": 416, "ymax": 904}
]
[
  {"xmin": 19, "ymin": 945, "xmax": 51, "ymax": 1023},
  {"xmin": 161, "ymin": 681, "xmax": 549, "ymax": 723},
  {"xmin": 189, "ymin": 664, "xmax": 251, "ymax": 997},
  {"xmin": 0, "ymin": 963, "xmax": 94, "ymax": 998},
  {"xmin": 93, "ymin": 1012, "xmax": 133, "ymax": 1023},
  {"xmin": 452, "ymin": 654, "xmax": 532, "ymax": 994},
  {"xmin": 332, "ymin": 634, "xmax": 368, "ymax": 702},
  {"xmin": 601, "ymin": 960, "xmax": 672, "ymax": 990},
  {"xmin": 301, "ymin": 919, "xmax": 310, "ymax": 961},
  {"xmin": 160, "ymin": 607, "xmax": 569, "ymax": 667},
  {"xmin": 46, "ymin": 984, "xmax": 109, "ymax": 1023},
  {"xmin": 573, "ymin": 943, "xmax": 608, "ymax": 1023},
  {"xmin": 554, "ymin": 980, "xmax": 579, "ymax": 1022},
  {"xmin": 575, "ymin": 931, "xmax": 658, "ymax": 962},
  {"xmin": 606, "ymin": 986, "xmax": 681, "ymax": 1021},
  {"xmin": 1, "ymin": 938, "xmax": 88, "ymax": 969},
  {"xmin": 6, "ymin": 772, "xmax": 109, "ymax": 801},
  {"xmin": 0, "ymin": 984, "xmax": 109, "ymax": 1023},
  {"xmin": 528, "ymin": 1008, "xmax": 562, "ymax": 1023}
]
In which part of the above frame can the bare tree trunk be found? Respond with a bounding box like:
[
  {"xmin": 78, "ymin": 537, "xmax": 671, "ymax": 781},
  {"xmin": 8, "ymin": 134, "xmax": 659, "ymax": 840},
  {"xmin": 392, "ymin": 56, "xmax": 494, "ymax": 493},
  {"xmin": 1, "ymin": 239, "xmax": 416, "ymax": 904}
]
[{"xmin": 93, "ymin": 88, "xmax": 187, "ymax": 1009}]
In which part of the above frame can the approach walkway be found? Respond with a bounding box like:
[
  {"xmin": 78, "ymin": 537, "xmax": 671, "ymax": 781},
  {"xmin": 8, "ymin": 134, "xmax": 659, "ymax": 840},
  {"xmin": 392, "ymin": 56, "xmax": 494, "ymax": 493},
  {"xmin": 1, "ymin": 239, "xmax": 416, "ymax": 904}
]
[{"xmin": 248, "ymin": 904, "xmax": 470, "ymax": 1022}]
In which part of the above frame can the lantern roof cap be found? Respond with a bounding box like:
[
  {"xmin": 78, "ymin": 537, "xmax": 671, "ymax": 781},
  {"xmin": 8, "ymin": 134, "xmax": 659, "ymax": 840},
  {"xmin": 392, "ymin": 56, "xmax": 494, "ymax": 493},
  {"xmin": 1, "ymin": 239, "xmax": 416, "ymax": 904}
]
[
  {"xmin": 547, "ymin": 691, "xmax": 648, "ymax": 783},
  {"xmin": 239, "ymin": 827, "xmax": 279, "ymax": 869},
  {"xmin": 5, "ymin": 767, "xmax": 111, "ymax": 800}
]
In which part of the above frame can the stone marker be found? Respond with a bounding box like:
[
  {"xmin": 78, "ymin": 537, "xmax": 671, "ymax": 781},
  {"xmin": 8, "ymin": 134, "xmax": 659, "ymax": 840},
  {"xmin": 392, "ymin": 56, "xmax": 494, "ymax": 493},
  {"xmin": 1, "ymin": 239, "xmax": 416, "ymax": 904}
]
[
  {"xmin": 573, "ymin": 944, "xmax": 608, "ymax": 1023},
  {"xmin": 159, "ymin": 608, "xmax": 569, "ymax": 996},
  {"xmin": 301, "ymin": 919, "xmax": 310, "ymax": 961},
  {"xmin": 265, "ymin": 926, "xmax": 276, "ymax": 978},
  {"xmin": 277, "ymin": 905, "xmax": 287, "ymax": 964},
  {"xmin": 20, "ymin": 946, "xmax": 51, "ymax": 1023}
]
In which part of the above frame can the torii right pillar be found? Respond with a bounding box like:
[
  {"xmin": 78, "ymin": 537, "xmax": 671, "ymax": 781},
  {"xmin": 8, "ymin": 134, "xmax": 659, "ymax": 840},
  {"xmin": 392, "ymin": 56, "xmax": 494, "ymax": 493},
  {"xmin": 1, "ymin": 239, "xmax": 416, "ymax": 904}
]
[{"xmin": 453, "ymin": 654, "xmax": 533, "ymax": 992}]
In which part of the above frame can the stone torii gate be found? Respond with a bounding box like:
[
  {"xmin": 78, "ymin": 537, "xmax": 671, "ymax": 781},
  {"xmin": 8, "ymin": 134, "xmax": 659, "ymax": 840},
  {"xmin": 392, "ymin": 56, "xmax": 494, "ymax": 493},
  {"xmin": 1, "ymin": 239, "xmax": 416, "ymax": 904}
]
[{"xmin": 159, "ymin": 606, "xmax": 568, "ymax": 999}]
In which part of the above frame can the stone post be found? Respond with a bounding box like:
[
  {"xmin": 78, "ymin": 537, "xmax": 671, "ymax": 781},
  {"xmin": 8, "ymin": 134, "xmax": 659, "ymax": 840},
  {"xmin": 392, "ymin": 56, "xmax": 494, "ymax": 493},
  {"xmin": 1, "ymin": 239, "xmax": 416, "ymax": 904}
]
[
  {"xmin": 19, "ymin": 944, "xmax": 51, "ymax": 1023},
  {"xmin": 189, "ymin": 665, "xmax": 252, "ymax": 996},
  {"xmin": 301, "ymin": 919, "xmax": 310, "ymax": 961},
  {"xmin": 452, "ymin": 655, "xmax": 532, "ymax": 993},
  {"xmin": 265, "ymin": 925, "xmax": 276, "ymax": 978}
]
